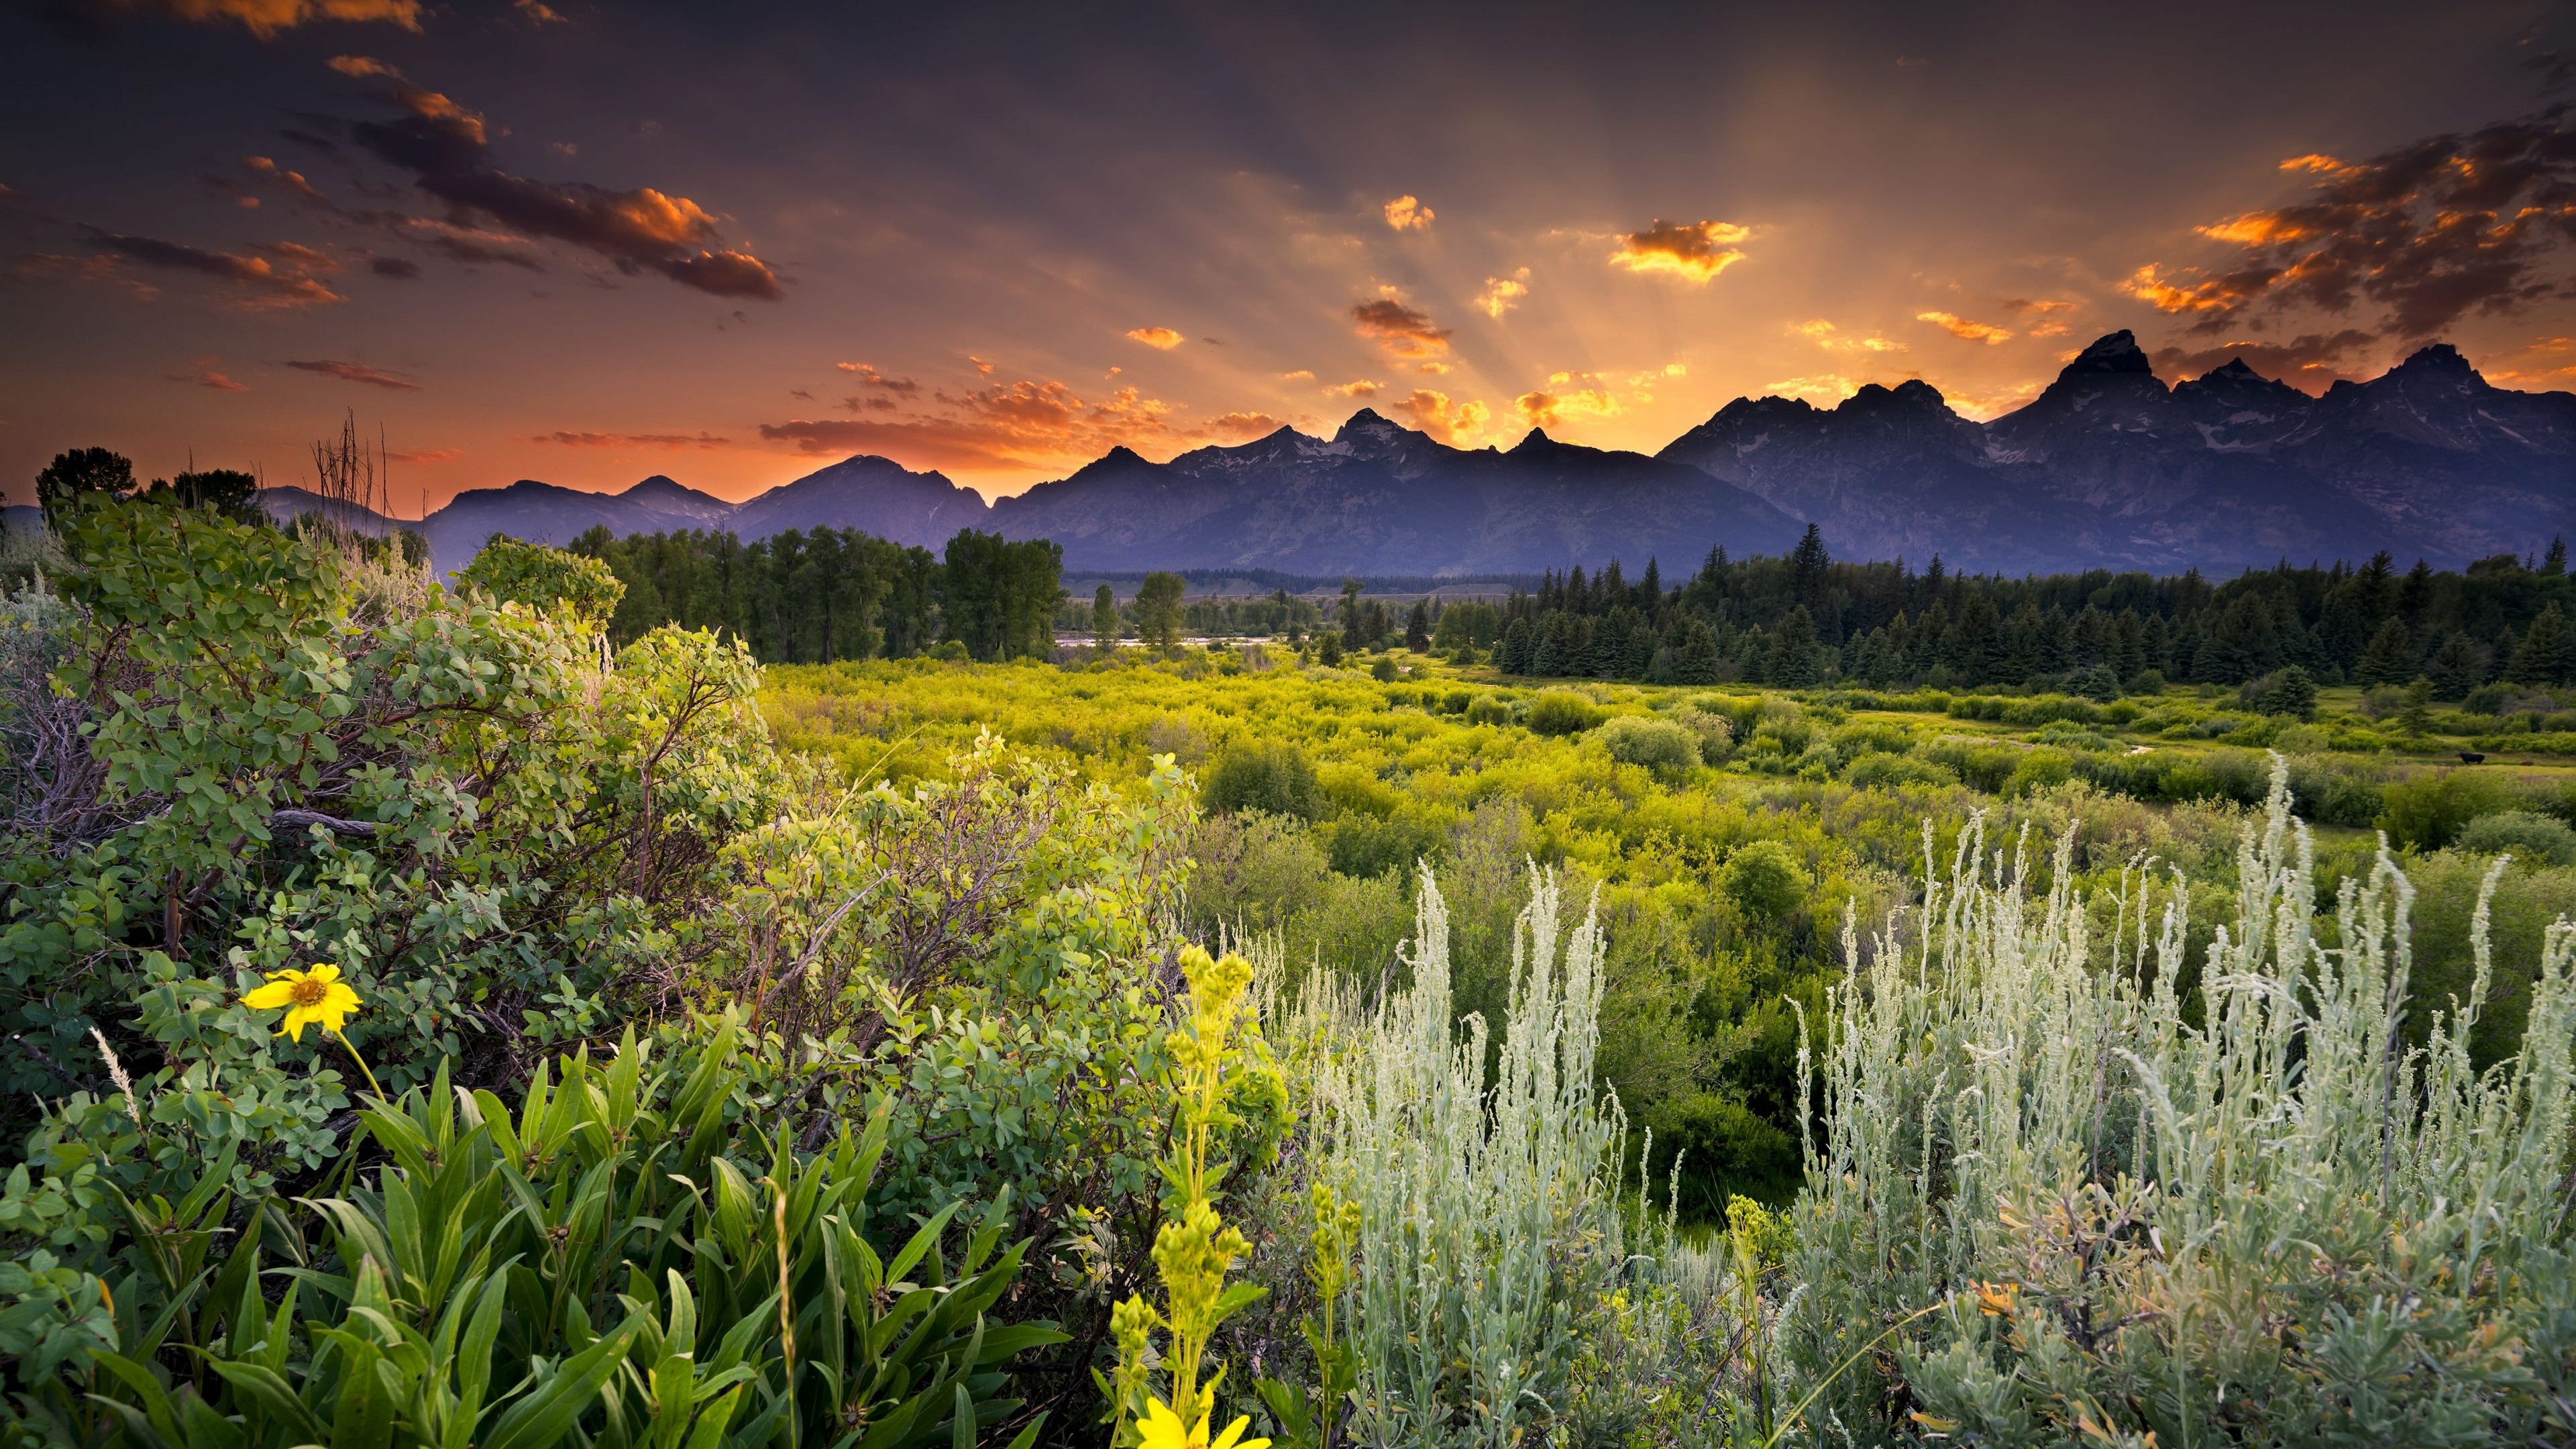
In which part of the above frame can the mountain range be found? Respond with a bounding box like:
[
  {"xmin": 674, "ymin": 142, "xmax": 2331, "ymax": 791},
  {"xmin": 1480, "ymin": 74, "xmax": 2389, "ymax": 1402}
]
[{"xmin": 268, "ymin": 333, "xmax": 2575, "ymax": 578}]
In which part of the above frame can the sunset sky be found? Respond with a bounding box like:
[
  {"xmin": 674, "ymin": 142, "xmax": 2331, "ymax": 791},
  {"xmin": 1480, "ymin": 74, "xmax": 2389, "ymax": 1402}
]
[{"xmin": 4, "ymin": 0, "xmax": 2575, "ymax": 511}]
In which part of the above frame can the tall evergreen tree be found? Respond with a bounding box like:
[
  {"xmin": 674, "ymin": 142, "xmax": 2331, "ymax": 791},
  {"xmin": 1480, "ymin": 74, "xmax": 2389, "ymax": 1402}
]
[
  {"xmin": 2421, "ymin": 631, "xmax": 2491, "ymax": 700},
  {"xmin": 2354, "ymin": 616, "xmax": 2418, "ymax": 688},
  {"xmin": 2507, "ymin": 602, "xmax": 2575, "ymax": 686}
]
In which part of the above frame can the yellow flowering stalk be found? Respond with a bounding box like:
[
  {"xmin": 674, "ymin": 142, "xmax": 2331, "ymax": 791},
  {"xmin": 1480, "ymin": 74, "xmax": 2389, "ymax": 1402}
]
[
  {"xmin": 241, "ymin": 962, "xmax": 382, "ymax": 1098},
  {"xmin": 1103, "ymin": 946, "xmax": 1272, "ymax": 1449}
]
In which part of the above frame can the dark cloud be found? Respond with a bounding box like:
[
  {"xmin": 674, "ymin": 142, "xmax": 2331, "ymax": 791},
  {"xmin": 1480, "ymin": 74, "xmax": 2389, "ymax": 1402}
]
[
  {"xmin": 334, "ymin": 57, "xmax": 784, "ymax": 300},
  {"xmin": 61, "ymin": 0, "xmax": 421, "ymax": 40},
  {"xmin": 834, "ymin": 362, "xmax": 919, "ymax": 392},
  {"xmin": 284, "ymin": 358, "xmax": 417, "ymax": 389},
  {"xmin": 370, "ymin": 254, "xmax": 419, "ymax": 278},
  {"xmin": 532, "ymin": 431, "xmax": 733, "ymax": 448},
  {"xmin": 1609, "ymin": 219, "xmax": 1750, "ymax": 281},
  {"xmin": 241, "ymin": 155, "xmax": 327, "ymax": 205},
  {"xmin": 77, "ymin": 225, "xmax": 343, "ymax": 307},
  {"xmin": 166, "ymin": 368, "xmax": 248, "ymax": 390},
  {"xmin": 1350, "ymin": 296, "xmax": 1451, "ymax": 358},
  {"xmin": 2130, "ymin": 107, "xmax": 2576, "ymax": 337},
  {"xmin": 2149, "ymin": 329, "xmax": 2379, "ymax": 390}
]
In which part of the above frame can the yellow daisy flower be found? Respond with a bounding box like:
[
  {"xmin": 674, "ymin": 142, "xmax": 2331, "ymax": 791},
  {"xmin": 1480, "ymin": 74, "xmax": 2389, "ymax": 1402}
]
[
  {"xmin": 1132, "ymin": 1397, "xmax": 1268, "ymax": 1449},
  {"xmin": 241, "ymin": 962, "xmax": 362, "ymax": 1042}
]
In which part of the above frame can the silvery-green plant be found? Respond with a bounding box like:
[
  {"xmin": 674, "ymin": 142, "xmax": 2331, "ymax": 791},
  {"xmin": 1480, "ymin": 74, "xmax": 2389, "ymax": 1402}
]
[
  {"xmin": 1790, "ymin": 755, "xmax": 2576, "ymax": 1445},
  {"xmin": 1320, "ymin": 863, "xmax": 1628, "ymax": 1449}
]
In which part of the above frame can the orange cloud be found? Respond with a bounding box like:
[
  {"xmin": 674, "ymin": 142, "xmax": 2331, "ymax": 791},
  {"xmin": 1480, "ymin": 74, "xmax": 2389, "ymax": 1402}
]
[
  {"xmin": 757, "ymin": 374, "xmax": 1256, "ymax": 474},
  {"xmin": 113, "ymin": 0, "xmax": 421, "ymax": 38},
  {"xmin": 1203, "ymin": 411, "xmax": 1285, "ymax": 440},
  {"xmin": 1324, "ymin": 378, "xmax": 1383, "ymax": 398},
  {"xmin": 1792, "ymin": 319, "xmax": 1906, "ymax": 354},
  {"xmin": 2121, "ymin": 264, "xmax": 2241, "ymax": 316},
  {"xmin": 1351, "ymin": 295, "xmax": 1451, "ymax": 358},
  {"xmin": 384, "ymin": 445, "xmax": 462, "ymax": 463},
  {"xmin": 1609, "ymin": 219, "xmax": 1750, "ymax": 282},
  {"xmin": 1514, "ymin": 388, "xmax": 1621, "ymax": 430},
  {"xmin": 1386, "ymin": 389, "xmax": 1489, "ymax": 444},
  {"xmin": 1916, "ymin": 311, "xmax": 2012, "ymax": 344},
  {"xmin": 285, "ymin": 358, "xmax": 416, "ymax": 389},
  {"xmin": 1383, "ymin": 195, "xmax": 1434, "ymax": 231},
  {"xmin": 1125, "ymin": 325, "xmax": 1185, "ymax": 349},
  {"xmin": 2001, "ymin": 297, "xmax": 2080, "ymax": 315},
  {"xmin": 835, "ymin": 362, "xmax": 919, "ymax": 392},
  {"xmin": 76, "ymin": 227, "xmax": 343, "ymax": 308},
  {"xmin": 241, "ymin": 155, "xmax": 327, "ymax": 204},
  {"xmin": 533, "ymin": 431, "xmax": 733, "ymax": 448},
  {"xmin": 1764, "ymin": 373, "xmax": 1860, "ymax": 403},
  {"xmin": 1278, "ymin": 369, "xmax": 1316, "ymax": 382},
  {"xmin": 1477, "ymin": 267, "xmax": 1530, "ymax": 319}
]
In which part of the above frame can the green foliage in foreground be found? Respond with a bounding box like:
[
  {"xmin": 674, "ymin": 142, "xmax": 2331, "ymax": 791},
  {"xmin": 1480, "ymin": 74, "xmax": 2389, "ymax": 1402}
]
[{"xmin": 18, "ymin": 1016, "xmax": 1061, "ymax": 1449}]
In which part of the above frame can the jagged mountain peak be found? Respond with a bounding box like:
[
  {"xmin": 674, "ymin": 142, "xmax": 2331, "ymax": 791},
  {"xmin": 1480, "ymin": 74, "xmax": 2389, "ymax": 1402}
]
[
  {"xmin": 2394, "ymin": 341, "xmax": 2476, "ymax": 378},
  {"xmin": 2063, "ymin": 329, "xmax": 2154, "ymax": 376}
]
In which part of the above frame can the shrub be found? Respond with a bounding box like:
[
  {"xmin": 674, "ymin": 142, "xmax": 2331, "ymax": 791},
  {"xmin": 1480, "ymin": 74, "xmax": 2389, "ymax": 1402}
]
[
  {"xmin": 1527, "ymin": 689, "xmax": 1606, "ymax": 736},
  {"xmin": 1320, "ymin": 867, "xmax": 1629, "ymax": 1447},
  {"xmin": 2456, "ymin": 809, "xmax": 2576, "ymax": 867},
  {"xmin": 1464, "ymin": 693, "xmax": 1511, "ymax": 726},
  {"xmin": 1201, "ymin": 740, "xmax": 1324, "ymax": 819},
  {"xmin": 1792, "ymin": 760, "xmax": 2576, "ymax": 1444},
  {"xmin": 2377, "ymin": 769, "xmax": 2517, "ymax": 850},
  {"xmin": 1594, "ymin": 714, "xmax": 1703, "ymax": 772},
  {"xmin": 1842, "ymin": 751, "xmax": 1957, "ymax": 790},
  {"xmin": 3, "ymin": 504, "xmax": 781, "ymax": 1146},
  {"xmin": 457, "ymin": 533, "xmax": 625, "ymax": 626},
  {"xmin": 1721, "ymin": 841, "xmax": 1807, "ymax": 923},
  {"xmin": 1320, "ymin": 809, "xmax": 1444, "ymax": 879}
]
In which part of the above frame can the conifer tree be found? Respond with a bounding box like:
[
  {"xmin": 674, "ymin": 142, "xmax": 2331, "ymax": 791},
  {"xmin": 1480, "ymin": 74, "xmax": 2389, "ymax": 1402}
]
[
  {"xmin": 2355, "ymin": 616, "xmax": 2418, "ymax": 687},
  {"xmin": 2506, "ymin": 602, "xmax": 2575, "ymax": 686},
  {"xmin": 2421, "ymin": 631, "xmax": 2491, "ymax": 700}
]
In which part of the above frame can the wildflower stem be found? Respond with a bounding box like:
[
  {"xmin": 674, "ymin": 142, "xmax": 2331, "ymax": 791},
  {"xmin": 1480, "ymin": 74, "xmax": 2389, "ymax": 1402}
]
[{"xmin": 332, "ymin": 1029, "xmax": 386, "ymax": 1101}]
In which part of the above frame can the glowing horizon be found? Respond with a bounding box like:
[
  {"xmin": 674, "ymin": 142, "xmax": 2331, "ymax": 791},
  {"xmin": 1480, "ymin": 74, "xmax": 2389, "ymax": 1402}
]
[{"xmin": 5, "ymin": 0, "xmax": 2573, "ymax": 511}]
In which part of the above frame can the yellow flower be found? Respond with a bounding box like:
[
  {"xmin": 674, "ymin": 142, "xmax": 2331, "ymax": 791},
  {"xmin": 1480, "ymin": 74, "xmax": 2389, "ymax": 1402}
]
[
  {"xmin": 241, "ymin": 963, "xmax": 362, "ymax": 1042},
  {"xmin": 1133, "ymin": 1398, "xmax": 1269, "ymax": 1449}
]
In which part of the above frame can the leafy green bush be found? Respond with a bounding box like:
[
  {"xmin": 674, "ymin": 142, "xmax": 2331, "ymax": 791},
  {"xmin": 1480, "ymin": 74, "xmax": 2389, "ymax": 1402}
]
[
  {"xmin": 1201, "ymin": 740, "xmax": 1324, "ymax": 819},
  {"xmin": 2378, "ymin": 769, "xmax": 2517, "ymax": 850},
  {"xmin": 1593, "ymin": 714, "xmax": 1702, "ymax": 772},
  {"xmin": 2457, "ymin": 810, "xmax": 2576, "ymax": 867},
  {"xmin": 1841, "ymin": 751, "xmax": 1957, "ymax": 790},
  {"xmin": 2, "ymin": 504, "xmax": 781, "ymax": 1154},
  {"xmin": 1527, "ymin": 690, "xmax": 1606, "ymax": 736},
  {"xmin": 456, "ymin": 533, "xmax": 626, "ymax": 626},
  {"xmin": 1720, "ymin": 841, "xmax": 1807, "ymax": 923}
]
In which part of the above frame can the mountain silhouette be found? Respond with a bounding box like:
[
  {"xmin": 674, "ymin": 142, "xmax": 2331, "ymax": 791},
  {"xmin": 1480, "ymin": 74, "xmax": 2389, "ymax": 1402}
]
[{"xmin": 272, "ymin": 334, "xmax": 2574, "ymax": 576}]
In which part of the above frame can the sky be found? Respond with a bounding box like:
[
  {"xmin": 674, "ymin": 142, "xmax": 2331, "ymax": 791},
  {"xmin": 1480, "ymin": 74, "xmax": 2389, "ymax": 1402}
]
[{"xmin": 4, "ymin": 0, "xmax": 2575, "ymax": 511}]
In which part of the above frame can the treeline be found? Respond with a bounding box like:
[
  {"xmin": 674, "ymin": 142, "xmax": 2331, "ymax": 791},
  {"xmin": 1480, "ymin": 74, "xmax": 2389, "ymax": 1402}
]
[
  {"xmin": 1468, "ymin": 526, "xmax": 2576, "ymax": 696},
  {"xmin": 567, "ymin": 524, "xmax": 1062, "ymax": 663}
]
